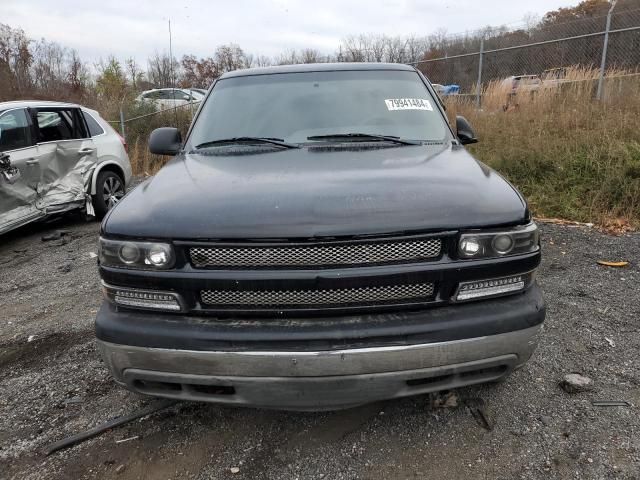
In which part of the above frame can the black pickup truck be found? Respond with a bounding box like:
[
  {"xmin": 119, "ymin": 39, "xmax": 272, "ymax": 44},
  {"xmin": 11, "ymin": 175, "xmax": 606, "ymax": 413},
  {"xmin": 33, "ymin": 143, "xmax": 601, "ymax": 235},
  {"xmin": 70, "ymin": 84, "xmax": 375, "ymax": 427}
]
[{"xmin": 96, "ymin": 63, "xmax": 544, "ymax": 410}]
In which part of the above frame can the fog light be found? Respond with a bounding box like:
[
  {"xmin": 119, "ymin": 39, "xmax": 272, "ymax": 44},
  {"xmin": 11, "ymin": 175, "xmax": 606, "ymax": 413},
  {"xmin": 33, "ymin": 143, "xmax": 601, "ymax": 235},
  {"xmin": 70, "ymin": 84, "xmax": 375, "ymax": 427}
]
[
  {"xmin": 102, "ymin": 282, "xmax": 183, "ymax": 312},
  {"xmin": 456, "ymin": 274, "xmax": 527, "ymax": 301}
]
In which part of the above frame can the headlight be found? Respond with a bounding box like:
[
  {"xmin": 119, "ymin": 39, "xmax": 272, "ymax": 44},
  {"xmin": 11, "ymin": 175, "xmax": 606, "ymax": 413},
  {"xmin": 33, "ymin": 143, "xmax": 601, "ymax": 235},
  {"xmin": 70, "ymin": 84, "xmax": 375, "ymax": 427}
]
[
  {"xmin": 99, "ymin": 238, "xmax": 175, "ymax": 269},
  {"xmin": 458, "ymin": 222, "xmax": 539, "ymax": 259}
]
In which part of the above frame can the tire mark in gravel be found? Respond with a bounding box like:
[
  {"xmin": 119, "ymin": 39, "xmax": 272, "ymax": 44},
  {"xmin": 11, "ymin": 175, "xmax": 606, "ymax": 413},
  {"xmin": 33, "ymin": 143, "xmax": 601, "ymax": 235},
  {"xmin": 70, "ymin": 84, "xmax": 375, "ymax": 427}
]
[
  {"xmin": 0, "ymin": 330, "xmax": 93, "ymax": 370},
  {"xmin": 237, "ymin": 403, "xmax": 383, "ymax": 480}
]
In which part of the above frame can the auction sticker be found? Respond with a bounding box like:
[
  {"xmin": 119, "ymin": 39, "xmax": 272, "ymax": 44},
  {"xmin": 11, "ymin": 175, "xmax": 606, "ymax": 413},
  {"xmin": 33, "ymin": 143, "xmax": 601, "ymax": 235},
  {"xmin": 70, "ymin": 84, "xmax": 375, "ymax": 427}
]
[{"xmin": 385, "ymin": 98, "xmax": 433, "ymax": 111}]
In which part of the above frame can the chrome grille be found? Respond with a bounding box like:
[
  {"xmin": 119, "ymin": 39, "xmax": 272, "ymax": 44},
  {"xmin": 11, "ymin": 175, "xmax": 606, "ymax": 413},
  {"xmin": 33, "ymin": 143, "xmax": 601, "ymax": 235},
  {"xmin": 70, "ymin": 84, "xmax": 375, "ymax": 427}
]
[
  {"xmin": 200, "ymin": 283, "xmax": 434, "ymax": 307},
  {"xmin": 189, "ymin": 238, "xmax": 441, "ymax": 268}
]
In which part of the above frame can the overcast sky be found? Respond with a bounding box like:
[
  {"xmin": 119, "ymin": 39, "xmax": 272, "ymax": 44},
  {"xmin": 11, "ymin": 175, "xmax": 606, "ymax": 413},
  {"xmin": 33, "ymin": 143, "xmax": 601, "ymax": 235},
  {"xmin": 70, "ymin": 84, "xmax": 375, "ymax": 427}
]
[{"xmin": 5, "ymin": 0, "xmax": 579, "ymax": 63}]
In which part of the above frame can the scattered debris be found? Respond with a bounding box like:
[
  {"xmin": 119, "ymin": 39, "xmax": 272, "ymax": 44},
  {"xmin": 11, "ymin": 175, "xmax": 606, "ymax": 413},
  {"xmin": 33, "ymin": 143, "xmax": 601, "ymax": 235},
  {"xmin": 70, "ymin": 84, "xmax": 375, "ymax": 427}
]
[
  {"xmin": 57, "ymin": 263, "xmax": 72, "ymax": 273},
  {"xmin": 433, "ymin": 391, "xmax": 459, "ymax": 408},
  {"xmin": 115, "ymin": 435, "xmax": 139, "ymax": 444},
  {"xmin": 464, "ymin": 398, "xmax": 493, "ymax": 431},
  {"xmin": 43, "ymin": 399, "xmax": 177, "ymax": 456},
  {"xmin": 42, "ymin": 231, "xmax": 65, "ymax": 242},
  {"xmin": 115, "ymin": 464, "xmax": 126, "ymax": 474},
  {"xmin": 538, "ymin": 415, "xmax": 552, "ymax": 426},
  {"xmin": 560, "ymin": 373, "xmax": 594, "ymax": 394},
  {"xmin": 591, "ymin": 400, "xmax": 630, "ymax": 407},
  {"xmin": 597, "ymin": 218, "xmax": 634, "ymax": 236},
  {"xmin": 27, "ymin": 335, "xmax": 35, "ymax": 343},
  {"xmin": 605, "ymin": 337, "xmax": 615, "ymax": 348},
  {"xmin": 64, "ymin": 397, "xmax": 83, "ymax": 406},
  {"xmin": 534, "ymin": 217, "xmax": 594, "ymax": 228},
  {"xmin": 597, "ymin": 260, "xmax": 629, "ymax": 268},
  {"xmin": 230, "ymin": 467, "xmax": 240, "ymax": 474},
  {"xmin": 88, "ymin": 252, "xmax": 98, "ymax": 259}
]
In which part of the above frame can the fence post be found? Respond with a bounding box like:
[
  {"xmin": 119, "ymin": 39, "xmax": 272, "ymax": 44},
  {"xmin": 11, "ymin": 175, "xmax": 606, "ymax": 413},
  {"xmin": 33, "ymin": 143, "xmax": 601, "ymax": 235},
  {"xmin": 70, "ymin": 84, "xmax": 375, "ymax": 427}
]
[
  {"xmin": 119, "ymin": 108, "xmax": 126, "ymax": 142},
  {"xmin": 476, "ymin": 38, "xmax": 484, "ymax": 109},
  {"xmin": 596, "ymin": 0, "xmax": 618, "ymax": 100}
]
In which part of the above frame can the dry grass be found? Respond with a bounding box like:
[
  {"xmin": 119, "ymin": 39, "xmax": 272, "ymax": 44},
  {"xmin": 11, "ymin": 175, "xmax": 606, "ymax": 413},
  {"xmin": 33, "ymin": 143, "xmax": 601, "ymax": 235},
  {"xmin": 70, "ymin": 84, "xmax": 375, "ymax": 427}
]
[
  {"xmin": 124, "ymin": 106, "xmax": 194, "ymax": 176},
  {"xmin": 446, "ymin": 68, "xmax": 640, "ymax": 227}
]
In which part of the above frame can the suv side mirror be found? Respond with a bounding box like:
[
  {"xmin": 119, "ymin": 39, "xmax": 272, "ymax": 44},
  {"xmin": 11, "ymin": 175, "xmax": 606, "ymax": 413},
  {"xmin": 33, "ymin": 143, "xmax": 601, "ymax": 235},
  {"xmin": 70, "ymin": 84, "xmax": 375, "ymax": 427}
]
[
  {"xmin": 456, "ymin": 116, "xmax": 478, "ymax": 145},
  {"xmin": 149, "ymin": 127, "xmax": 182, "ymax": 155}
]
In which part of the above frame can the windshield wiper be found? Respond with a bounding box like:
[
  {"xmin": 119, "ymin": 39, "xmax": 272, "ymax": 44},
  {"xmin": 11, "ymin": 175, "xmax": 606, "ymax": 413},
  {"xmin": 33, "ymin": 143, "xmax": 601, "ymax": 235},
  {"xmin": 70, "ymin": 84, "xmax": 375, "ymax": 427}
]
[
  {"xmin": 307, "ymin": 133, "xmax": 421, "ymax": 145},
  {"xmin": 195, "ymin": 137, "xmax": 300, "ymax": 149}
]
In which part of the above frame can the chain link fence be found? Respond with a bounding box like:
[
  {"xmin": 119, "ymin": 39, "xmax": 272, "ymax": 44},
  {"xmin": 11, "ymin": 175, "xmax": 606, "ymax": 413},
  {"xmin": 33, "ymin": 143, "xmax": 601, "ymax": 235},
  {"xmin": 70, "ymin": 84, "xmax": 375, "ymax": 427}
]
[
  {"xmin": 411, "ymin": 6, "xmax": 640, "ymax": 104},
  {"xmin": 107, "ymin": 99, "xmax": 199, "ymax": 174}
]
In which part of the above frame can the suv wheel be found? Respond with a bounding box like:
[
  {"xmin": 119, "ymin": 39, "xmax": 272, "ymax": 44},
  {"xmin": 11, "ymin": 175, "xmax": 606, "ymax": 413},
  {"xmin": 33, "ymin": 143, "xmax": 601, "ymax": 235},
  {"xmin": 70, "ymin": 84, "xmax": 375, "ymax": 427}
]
[{"xmin": 93, "ymin": 170, "xmax": 125, "ymax": 218}]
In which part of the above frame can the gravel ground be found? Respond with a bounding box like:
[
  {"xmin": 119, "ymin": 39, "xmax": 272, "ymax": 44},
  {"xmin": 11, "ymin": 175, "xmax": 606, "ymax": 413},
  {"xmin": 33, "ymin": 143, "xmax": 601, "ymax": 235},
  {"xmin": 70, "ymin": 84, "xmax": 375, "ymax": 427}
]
[{"xmin": 0, "ymin": 215, "xmax": 638, "ymax": 480}]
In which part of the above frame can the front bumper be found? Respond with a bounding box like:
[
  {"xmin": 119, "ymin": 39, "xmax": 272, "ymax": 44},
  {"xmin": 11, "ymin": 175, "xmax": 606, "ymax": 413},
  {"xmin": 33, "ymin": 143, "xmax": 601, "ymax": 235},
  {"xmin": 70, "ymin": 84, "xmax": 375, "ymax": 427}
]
[
  {"xmin": 98, "ymin": 325, "xmax": 540, "ymax": 410},
  {"xmin": 96, "ymin": 284, "xmax": 544, "ymax": 410}
]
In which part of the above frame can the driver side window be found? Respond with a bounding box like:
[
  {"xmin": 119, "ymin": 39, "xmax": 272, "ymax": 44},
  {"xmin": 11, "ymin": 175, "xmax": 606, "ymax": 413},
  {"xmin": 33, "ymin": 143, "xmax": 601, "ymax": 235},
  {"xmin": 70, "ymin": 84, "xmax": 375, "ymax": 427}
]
[{"xmin": 0, "ymin": 109, "xmax": 33, "ymax": 152}]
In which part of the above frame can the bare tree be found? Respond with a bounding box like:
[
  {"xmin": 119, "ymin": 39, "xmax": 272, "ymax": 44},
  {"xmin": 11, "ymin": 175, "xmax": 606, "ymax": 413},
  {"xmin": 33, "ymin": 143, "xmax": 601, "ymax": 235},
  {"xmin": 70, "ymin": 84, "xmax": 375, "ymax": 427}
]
[
  {"xmin": 147, "ymin": 51, "xmax": 179, "ymax": 87},
  {"xmin": 341, "ymin": 35, "xmax": 367, "ymax": 62},
  {"xmin": 369, "ymin": 35, "xmax": 387, "ymax": 62},
  {"xmin": 67, "ymin": 49, "xmax": 89, "ymax": 95},
  {"xmin": 125, "ymin": 57, "xmax": 144, "ymax": 91},
  {"xmin": 32, "ymin": 40, "xmax": 66, "ymax": 94},
  {"xmin": 300, "ymin": 48, "xmax": 323, "ymax": 63},
  {"xmin": 276, "ymin": 49, "xmax": 299, "ymax": 65},
  {"xmin": 214, "ymin": 44, "xmax": 248, "ymax": 73},
  {"xmin": 0, "ymin": 23, "xmax": 33, "ymax": 98},
  {"xmin": 250, "ymin": 54, "xmax": 272, "ymax": 67},
  {"xmin": 180, "ymin": 54, "xmax": 218, "ymax": 88}
]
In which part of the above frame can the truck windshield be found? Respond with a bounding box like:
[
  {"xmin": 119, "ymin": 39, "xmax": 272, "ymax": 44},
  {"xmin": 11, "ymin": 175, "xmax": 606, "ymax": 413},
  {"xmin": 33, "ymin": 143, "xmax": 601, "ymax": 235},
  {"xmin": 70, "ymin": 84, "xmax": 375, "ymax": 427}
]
[{"xmin": 188, "ymin": 70, "xmax": 450, "ymax": 147}]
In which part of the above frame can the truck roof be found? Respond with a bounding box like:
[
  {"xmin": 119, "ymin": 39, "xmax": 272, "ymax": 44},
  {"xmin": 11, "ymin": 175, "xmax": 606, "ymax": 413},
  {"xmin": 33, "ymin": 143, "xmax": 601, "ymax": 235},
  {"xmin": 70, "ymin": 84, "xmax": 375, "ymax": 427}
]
[{"xmin": 220, "ymin": 62, "xmax": 417, "ymax": 79}]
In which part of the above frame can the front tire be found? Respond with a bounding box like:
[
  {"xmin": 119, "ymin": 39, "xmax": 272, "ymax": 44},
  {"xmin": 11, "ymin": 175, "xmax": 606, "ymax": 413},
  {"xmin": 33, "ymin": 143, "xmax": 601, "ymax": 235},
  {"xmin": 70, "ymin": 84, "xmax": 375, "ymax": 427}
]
[{"xmin": 93, "ymin": 170, "xmax": 125, "ymax": 218}]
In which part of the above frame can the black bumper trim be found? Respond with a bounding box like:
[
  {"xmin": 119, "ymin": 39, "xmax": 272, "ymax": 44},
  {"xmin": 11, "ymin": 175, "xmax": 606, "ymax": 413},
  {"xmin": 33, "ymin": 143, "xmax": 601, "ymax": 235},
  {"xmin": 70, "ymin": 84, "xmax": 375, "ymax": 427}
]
[{"xmin": 95, "ymin": 283, "xmax": 545, "ymax": 352}]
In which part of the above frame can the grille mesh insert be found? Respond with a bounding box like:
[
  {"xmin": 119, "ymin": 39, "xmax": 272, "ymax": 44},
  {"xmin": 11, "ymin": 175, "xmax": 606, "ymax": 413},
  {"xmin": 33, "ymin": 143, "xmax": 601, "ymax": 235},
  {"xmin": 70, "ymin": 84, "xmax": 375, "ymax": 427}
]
[
  {"xmin": 200, "ymin": 283, "xmax": 435, "ymax": 307},
  {"xmin": 189, "ymin": 238, "xmax": 441, "ymax": 268}
]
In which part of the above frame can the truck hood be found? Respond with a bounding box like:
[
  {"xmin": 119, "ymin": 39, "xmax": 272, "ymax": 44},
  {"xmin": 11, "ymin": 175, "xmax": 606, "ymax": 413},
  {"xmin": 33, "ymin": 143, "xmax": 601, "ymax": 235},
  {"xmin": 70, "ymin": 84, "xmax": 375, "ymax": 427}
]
[{"xmin": 104, "ymin": 143, "xmax": 527, "ymax": 239}]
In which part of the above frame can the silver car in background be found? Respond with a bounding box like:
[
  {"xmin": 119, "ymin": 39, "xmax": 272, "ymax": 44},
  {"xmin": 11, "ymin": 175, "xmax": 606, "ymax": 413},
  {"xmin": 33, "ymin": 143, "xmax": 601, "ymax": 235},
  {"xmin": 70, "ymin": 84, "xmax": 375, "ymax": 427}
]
[
  {"xmin": 135, "ymin": 88, "xmax": 205, "ymax": 110},
  {"xmin": 0, "ymin": 100, "xmax": 132, "ymax": 235}
]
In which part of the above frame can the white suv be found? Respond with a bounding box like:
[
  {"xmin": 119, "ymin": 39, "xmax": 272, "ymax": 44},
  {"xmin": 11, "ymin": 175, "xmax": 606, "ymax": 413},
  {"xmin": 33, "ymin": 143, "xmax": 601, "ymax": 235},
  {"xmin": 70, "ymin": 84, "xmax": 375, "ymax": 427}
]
[
  {"xmin": 0, "ymin": 100, "xmax": 132, "ymax": 235},
  {"xmin": 135, "ymin": 88, "xmax": 205, "ymax": 110}
]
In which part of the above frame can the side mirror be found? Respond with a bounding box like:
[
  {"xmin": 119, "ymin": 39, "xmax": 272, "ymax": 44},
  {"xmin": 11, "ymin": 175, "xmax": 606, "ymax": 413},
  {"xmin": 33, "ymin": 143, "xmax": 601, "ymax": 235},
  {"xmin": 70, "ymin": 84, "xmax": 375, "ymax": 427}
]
[
  {"xmin": 456, "ymin": 116, "xmax": 478, "ymax": 145},
  {"xmin": 149, "ymin": 127, "xmax": 182, "ymax": 155}
]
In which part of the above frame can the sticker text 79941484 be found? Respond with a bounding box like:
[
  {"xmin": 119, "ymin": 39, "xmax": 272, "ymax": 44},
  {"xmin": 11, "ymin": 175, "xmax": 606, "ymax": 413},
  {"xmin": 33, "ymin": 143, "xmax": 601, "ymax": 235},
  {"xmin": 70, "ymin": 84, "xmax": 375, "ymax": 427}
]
[{"xmin": 384, "ymin": 98, "xmax": 433, "ymax": 111}]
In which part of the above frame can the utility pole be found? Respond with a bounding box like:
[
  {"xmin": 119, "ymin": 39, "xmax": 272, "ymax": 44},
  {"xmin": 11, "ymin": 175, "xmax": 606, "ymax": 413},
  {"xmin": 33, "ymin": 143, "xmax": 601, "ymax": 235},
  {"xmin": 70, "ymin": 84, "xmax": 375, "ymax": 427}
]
[
  {"xmin": 596, "ymin": 0, "xmax": 618, "ymax": 100},
  {"xmin": 169, "ymin": 18, "xmax": 179, "ymax": 128},
  {"xmin": 476, "ymin": 37, "xmax": 484, "ymax": 109},
  {"xmin": 169, "ymin": 19, "xmax": 175, "ymax": 90}
]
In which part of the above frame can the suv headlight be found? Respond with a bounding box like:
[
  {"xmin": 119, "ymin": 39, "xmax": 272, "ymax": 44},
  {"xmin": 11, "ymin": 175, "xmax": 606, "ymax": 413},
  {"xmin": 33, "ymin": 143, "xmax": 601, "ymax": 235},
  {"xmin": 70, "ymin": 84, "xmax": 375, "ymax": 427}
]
[
  {"xmin": 458, "ymin": 222, "xmax": 539, "ymax": 259},
  {"xmin": 98, "ymin": 238, "xmax": 175, "ymax": 269}
]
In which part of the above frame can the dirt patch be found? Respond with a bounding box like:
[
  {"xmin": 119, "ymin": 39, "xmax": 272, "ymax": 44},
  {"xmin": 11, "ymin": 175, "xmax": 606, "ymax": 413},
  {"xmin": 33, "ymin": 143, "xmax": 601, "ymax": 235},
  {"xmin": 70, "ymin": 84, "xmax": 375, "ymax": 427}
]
[{"xmin": 0, "ymin": 331, "xmax": 92, "ymax": 370}]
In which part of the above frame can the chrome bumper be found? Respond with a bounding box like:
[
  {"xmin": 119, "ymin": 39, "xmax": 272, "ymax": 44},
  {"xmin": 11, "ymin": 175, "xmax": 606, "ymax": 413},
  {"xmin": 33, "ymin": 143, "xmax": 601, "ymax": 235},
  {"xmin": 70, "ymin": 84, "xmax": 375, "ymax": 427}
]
[{"xmin": 97, "ymin": 324, "xmax": 541, "ymax": 410}]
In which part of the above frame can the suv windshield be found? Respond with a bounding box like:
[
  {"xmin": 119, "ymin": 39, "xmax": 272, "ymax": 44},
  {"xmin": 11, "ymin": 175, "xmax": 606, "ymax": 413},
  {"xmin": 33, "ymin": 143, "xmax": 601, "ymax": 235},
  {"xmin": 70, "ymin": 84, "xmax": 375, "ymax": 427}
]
[{"xmin": 188, "ymin": 70, "xmax": 450, "ymax": 147}]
